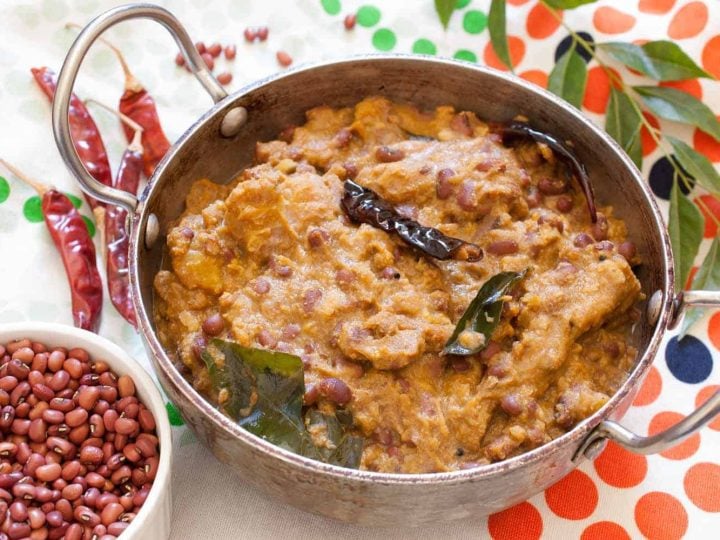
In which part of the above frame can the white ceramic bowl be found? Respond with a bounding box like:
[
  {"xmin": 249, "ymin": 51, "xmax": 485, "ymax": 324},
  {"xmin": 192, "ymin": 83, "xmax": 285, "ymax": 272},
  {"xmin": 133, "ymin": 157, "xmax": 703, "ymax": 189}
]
[{"xmin": 0, "ymin": 322, "xmax": 172, "ymax": 540}]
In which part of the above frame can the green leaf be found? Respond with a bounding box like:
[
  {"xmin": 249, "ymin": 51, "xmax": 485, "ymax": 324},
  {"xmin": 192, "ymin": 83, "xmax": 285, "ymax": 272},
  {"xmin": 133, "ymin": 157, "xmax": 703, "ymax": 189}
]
[
  {"xmin": 548, "ymin": 46, "xmax": 588, "ymax": 108},
  {"xmin": 634, "ymin": 86, "xmax": 720, "ymax": 142},
  {"xmin": 668, "ymin": 180, "xmax": 704, "ymax": 293},
  {"xmin": 601, "ymin": 41, "xmax": 713, "ymax": 81},
  {"xmin": 543, "ymin": 0, "xmax": 598, "ymax": 8},
  {"xmin": 304, "ymin": 410, "xmax": 364, "ymax": 468},
  {"xmin": 435, "ymin": 0, "xmax": 458, "ymax": 29},
  {"xmin": 489, "ymin": 0, "xmax": 513, "ymax": 72},
  {"xmin": 605, "ymin": 88, "xmax": 643, "ymax": 169},
  {"xmin": 201, "ymin": 339, "xmax": 363, "ymax": 468},
  {"xmin": 443, "ymin": 269, "xmax": 527, "ymax": 356},
  {"xmin": 680, "ymin": 238, "xmax": 720, "ymax": 338},
  {"xmin": 667, "ymin": 136, "xmax": 720, "ymax": 195}
]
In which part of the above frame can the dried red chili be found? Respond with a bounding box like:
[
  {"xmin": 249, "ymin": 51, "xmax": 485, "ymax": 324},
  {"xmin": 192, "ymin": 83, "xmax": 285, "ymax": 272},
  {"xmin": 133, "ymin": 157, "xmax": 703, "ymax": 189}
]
[
  {"xmin": 341, "ymin": 179, "xmax": 483, "ymax": 262},
  {"xmin": 30, "ymin": 67, "xmax": 112, "ymax": 210},
  {"xmin": 0, "ymin": 160, "xmax": 102, "ymax": 332},
  {"xmin": 110, "ymin": 45, "xmax": 170, "ymax": 177},
  {"xmin": 497, "ymin": 122, "xmax": 597, "ymax": 223}
]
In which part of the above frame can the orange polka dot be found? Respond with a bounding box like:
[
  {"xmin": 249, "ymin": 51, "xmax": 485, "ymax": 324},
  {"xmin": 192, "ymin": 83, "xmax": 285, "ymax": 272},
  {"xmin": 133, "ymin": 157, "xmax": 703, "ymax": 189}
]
[
  {"xmin": 639, "ymin": 0, "xmax": 676, "ymax": 14},
  {"xmin": 483, "ymin": 37, "xmax": 526, "ymax": 71},
  {"xmin": 685, "ymin": 266, "xmax": 699, "ymax": 289},
  {"xmin": 635, "ymin": 492, "xmax": 688, "ymax": 540},
  {"xmin": 694, "ymin": 118, "xmax": 720, "ymax": 162},
  {"xmin": 545, "ymin": 469, "xmax": 598, "ymax": 520},
  {"xmin": 702, "ymin": 35, "xmax": 720, "ymax": 79},
  {"xmin": 594, "ymin": 440, "xmax": 648, "ymax": 488},
  {"xmin": 695, "ymin": 195, "xmax": 720, "ymax": 238},
  {"xmin": 519, "ymin": 69, "xmax": 548, "ymax": 89},
  {"xmin": 684, "ymin": 462, "xmax": 720, "ymax": 512},
  {"xmin": 633, "ymin": 365, "xmax": 662, "ymax": 406},
  {"xmin": 695, "ymin": 385, "xmax": 720, "ymax": 430},
  {"xmin": 649, "ymin": 411, "xmax": 701, "ymax": 460},
  {"xmin": 508, "ymin": 0, "xmax": 530, "ymax": 5},
  {"xmin": 593, "ymin": 6, "xmax": 636, "ymax": 34},
  {"xmin": 668, "ymin": 1, "xmax": 708, "ymax": 39},
  {"xmin": 641, "ymin": 112, "xmax": 660, "ymax": 156},
  {"xmin": 581, "ymin": 521, "xmax": 631, "ymax": 540},
  {"xmin": 659, "ymin": 79, "xmax": 702, "ymax": 100},
  {"xmin": 488, "ymin": 502, "xmax": 542, "ymax": 540},
  {"xmin": 709, "ymin": 312, "xmax": 720, "ymax": 351},
  {"xmin": 526, "ymin": 2, "xmax": 562, "ymax": 39},
  {"xmin": 583, "ymin": 67, "xmax": 621, "ymax": 114}
]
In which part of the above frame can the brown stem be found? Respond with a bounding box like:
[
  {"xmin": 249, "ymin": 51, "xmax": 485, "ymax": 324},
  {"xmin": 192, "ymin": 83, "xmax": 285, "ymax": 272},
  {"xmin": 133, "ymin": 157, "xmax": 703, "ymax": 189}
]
[
  {"xmin": 65, "ymin": 22, "xmax": 143, "ymax": 93},
  {"xmin": 0, "ymin": 159, "xmax": 50, "ymax": 195}
]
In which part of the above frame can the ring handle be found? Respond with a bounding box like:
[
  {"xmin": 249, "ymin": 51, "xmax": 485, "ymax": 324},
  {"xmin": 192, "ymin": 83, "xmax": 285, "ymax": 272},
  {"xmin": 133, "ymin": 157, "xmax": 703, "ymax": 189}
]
[{"xmin": 52, "ymin": 3, "xmax": 228, "ymax": 213}]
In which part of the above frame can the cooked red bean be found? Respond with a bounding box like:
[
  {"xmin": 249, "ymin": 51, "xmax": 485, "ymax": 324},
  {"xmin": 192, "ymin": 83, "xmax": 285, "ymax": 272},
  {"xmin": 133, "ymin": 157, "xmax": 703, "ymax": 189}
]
[
  {"xmin": 317, "ymin": 378, "xmax": 352, "ymax": 405},
  {"xmin": 224, "ymin": 44, "xmax": 237, "ymax": 60},
  {"xmin": 537, "ymin": 177, "xmax": 567, "ymax": 195},
  {"xmin": 251, "ymin": 278, "xmax": 271, "ymax": 294},
  {"xmin": 302, "ymin": 289, "xmax": 323, "ymax": 313},
  {"xmin": 556, "ymin": 195, "xmax": 573, "ymax": 213},
  {"xmin": 201, "ymin": 314, "xmax": 225, "ymax": 337},
  {"xmin": 595, "ymin": 240, "xmax": 614, "ymax": 252},
  {"xmin": 276, "ymin": 50, "xmax": 293, "ymax": 67},
  {"xmin": 436, "ymin": 168, "xmax": 455, "ymax": 199},
  {"xmin": 573, "ymin": 233, "xmax": 594, "ymax": 248},
  {"xmin": 375, "ymin": 146, "xmax": 405, "ymax": 163},
  {"xmin": 618, "ymin": 241, "xmax": 636, "ymax": 261},
  {"xmin": 457, "ymin": 180, "xmax": 477, "ymax": 211},
  {"xmin": 590, "ymin": 213, "xmax": 608, "ymax": 241},
  {"xmin": 487, "ymin": 240, "xmax": 519, "ymax": 255},
  {"xmin": 500, "ymin": 394, "xmax": 523, "ymax": 416}
]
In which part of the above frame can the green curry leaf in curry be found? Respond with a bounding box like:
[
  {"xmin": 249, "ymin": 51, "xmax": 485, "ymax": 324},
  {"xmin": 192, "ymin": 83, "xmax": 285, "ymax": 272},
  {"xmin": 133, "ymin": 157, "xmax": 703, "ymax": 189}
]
[
  {"xmin": 443, "ymin": 269, "xmax": 527, "ymax": 356},
  {"xmin": 201, "ymin": 339, "xmax": 362, "ymax": 468}
]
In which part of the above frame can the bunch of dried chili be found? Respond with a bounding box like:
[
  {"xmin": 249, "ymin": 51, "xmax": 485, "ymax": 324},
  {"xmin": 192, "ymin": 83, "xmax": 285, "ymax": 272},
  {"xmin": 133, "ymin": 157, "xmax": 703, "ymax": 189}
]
[
  {"xmin": 30, "ymin": 67, "xmax": 112, "ymax": 210},
  {"xmin": 0, "ymin": 160, "xmax": 102, "ymax": 332},
  {"xmin": 341, "ymin": 179, "xmax": 483, "ymax": 262}
]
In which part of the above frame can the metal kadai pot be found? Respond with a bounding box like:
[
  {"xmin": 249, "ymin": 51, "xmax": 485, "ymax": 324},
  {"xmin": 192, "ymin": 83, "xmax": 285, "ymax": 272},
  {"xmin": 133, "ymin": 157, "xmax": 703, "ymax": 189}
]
[{"xmin": 52, "ymin": 4, "xmax": 720, "ymax": 526}]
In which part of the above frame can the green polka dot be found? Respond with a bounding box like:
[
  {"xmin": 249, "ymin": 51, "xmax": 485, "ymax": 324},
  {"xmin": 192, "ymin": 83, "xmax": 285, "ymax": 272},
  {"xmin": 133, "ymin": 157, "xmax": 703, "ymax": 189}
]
[
  {"xmin": 372, "ymin": 28, "xmax": 396, "ymax": 51},
  {"xmin": 82, "ymin": 215, "xmax": 95, "ymax": 238},
  {"xmin": 23, "ymin": 196, "xmax": 44, "ymax": 223},
  {"xmin": 320, "ymin": 0, "xmax": 341, "ymax": 15},
  {"xmin": 166, "ymin": 402, "xmax": 185, "ymax": 426},
  {"xmin": 454, "ymin": 49, "xmax": 478, "ymax": 62},
  {"xmin": 65, "ymin": 193, "xmax": 82, "ymax": 209},
  {"xmin": 462, "ymin": 10, "xmax": 487, "ymax": 34},
  {"xmin": 357, "ymin": 5, "xmax": 381, "ymax": 27},
  {"xmin": 0, "ymin": 177, "xmax": 9, "ymax": 204},
  {"xmin": 412, "ymin": 38, "xmax": 437, "ymax": 55},
  {"xmin": 456, "ymin": 0, "xmax": 471, "ymax": 7}
]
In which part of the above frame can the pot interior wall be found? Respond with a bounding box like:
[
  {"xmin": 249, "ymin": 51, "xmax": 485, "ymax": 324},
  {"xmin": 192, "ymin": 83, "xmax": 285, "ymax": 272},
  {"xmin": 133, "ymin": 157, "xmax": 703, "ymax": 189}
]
[{"xmin": 137, "ymin": 57, "xmax": 669, "ymax": 358}]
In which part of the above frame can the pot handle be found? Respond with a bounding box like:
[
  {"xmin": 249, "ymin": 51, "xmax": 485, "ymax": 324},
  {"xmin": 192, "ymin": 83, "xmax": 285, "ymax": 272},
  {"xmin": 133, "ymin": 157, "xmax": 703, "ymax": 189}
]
[
  {"xmin": 577, "ymin": 290, "xmax": 720, "ymax": 460},
  {"xmin": 52, "ymin": 3, "xmax": 228, "ymax": 214}
]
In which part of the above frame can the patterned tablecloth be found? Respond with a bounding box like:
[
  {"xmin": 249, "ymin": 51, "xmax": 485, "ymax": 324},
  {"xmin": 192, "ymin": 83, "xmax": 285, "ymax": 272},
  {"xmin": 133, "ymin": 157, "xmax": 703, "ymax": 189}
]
[{"xmin": 0, "ymin": 0, "xmax": 718, "ymax": 537}]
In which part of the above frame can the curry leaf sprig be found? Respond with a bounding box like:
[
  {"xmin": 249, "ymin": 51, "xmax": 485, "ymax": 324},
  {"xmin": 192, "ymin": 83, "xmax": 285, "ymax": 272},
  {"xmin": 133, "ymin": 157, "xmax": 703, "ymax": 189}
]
[{"xmin": 480, "ymin": 0, "xmax": 720, "ymax": 337}]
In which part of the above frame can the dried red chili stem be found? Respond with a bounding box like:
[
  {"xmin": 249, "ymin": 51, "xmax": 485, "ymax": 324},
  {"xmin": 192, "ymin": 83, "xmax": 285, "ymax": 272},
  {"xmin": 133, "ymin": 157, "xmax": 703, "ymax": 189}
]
[
  {"xmin": 66, "ymin": 24, "xmax": 170, "ymax": 177},
  {"xmin": 83, "ymin": 99, "xmax": 143, "ymax": 328},
  {"xmin": 0, "ymin": 159, "xmax": 103, "ymax": 332},
  {"xmin": 30, "ymin": 67, "xmax": 113, "ymax": 210}
]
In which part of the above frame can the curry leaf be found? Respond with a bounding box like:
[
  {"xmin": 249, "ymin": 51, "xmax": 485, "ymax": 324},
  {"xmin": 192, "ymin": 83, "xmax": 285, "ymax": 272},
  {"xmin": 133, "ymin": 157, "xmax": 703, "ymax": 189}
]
[
  {"xmin": 434, "ymin": 0, "xmax": 458, "ymax": 29},
  {"xmin": 634, "ymin": 86, "xmax": 720, "ymax": 142},
  {"xmin": 548, "ymin": 46, "xmax": 588, "ymax": 108},
  {"xmin": 543, "ymin": 0, "xmax": 598, "ymax": 8},
  {"xmin": 601, "ymin": 41, "xmax": 713, "ymax": 81},
  {"xmin": 443, "ymin": 269, "xmax": 527, "ymax": 356},
  {"xmin": 605, "ymin": 87, "xmax": 643, "ymax": 169},
  {"xmin": 489, "ymin": 0, "xmax": 513, "ymax": 72},
  {"xmin": 667, "ymin": 136, "xmax": 720, "ymax": 195},
  {"xmin": 201, "ymin": 339, "xmax": 363, "ymax": 468},
  {"xmin": 668, "ymin": 181, "xmax": 704, "ymax": 293},
  {"xmin": 305, "ymin": 410, "xmax": 364, "ymax": 468},
  {"xmin": 680, "ymin": 238, "xmax": 720, "ymax": 338}
]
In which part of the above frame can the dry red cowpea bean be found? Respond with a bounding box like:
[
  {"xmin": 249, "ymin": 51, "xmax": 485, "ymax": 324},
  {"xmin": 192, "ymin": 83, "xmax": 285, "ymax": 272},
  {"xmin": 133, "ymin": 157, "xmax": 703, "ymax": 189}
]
[
  {"xmin": 216, "ymin": 72, "xmax": 233, "ymax": 86},
  {"xmin": 276, "ymin": 50, "xmax": 292, "ymax": 67},
  {"xmin": 207, "ymin": 42, "xmax": 222, "ymax": 57},
  {"xmin": 257, "ymin": 26, "xmax": 269, "ymax": 41},
  {"xmin": 224, "ymin": 44, "xmax": 237, "ymax": 60},
  {"xmin": 344, "ymin": 13, "xmax": 356, "ymax": 30}
]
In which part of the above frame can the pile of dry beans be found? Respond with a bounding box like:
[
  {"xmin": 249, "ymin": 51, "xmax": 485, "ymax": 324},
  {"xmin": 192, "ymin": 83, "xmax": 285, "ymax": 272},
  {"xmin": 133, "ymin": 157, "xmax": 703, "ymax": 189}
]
[{"xmin": 0, "ymin": 339, "xmax": 159, "ymax": 540}]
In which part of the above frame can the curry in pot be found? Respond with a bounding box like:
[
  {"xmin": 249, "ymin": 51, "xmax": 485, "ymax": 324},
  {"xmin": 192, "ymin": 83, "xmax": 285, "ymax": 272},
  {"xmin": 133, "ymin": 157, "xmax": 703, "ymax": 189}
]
[{"xmin": 153, "ymin": 97, "xmax": 642, "ymax": 473}]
